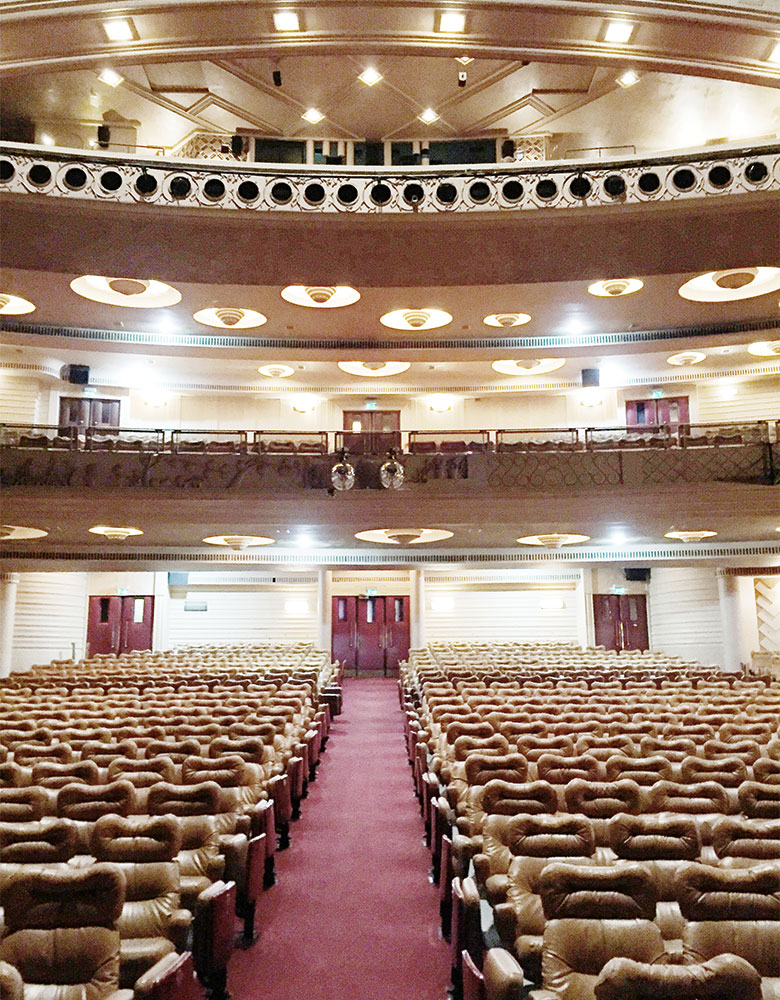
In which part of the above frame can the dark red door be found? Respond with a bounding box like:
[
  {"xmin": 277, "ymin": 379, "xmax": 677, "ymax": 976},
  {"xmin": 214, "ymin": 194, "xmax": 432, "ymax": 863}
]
[
  {"xmin": 87, "ymin": 595, "xmax": 121, "ymax": 655},
  {"xmin": 332, "ymin": 596, "xmax": 357, "ymax": 671},
  {"xmin": 384, "ymin": 596, "xmax": 410, "ymax": 674},
  {"xmin": 625, "ymin": 396, "xmax": 689, "ymax": 427},
  {"xmin": 120, "ymin": 595, "xmax": 154, "ymax": 652},
  {"xmin": 356, "ymin": 596, "xmax": 386, "ymax": 674},
  {"xmin": 593, "ymin": 594, "xmax": 649, "ymax": 651}
]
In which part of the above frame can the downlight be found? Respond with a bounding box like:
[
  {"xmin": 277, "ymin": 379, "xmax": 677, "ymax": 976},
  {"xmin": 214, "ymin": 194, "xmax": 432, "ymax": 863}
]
[
  {"xmin": 483, "ymin": 313, "xmax": 532, "ymax": 328},
  {"xmin": 193, "ymin": 307, "xmax": 267, "ymax": 329},
  {"xmin": 492, "ymin": 358, "xmax": 566, "ymax": 376},
  {"xmin": 0, "ymin": 525, "xmax": 48, "ymax": 540},
  {"xmin": 331, "ymin": 451, "xmax": 356, "ymax": 491},
  {"xmin": 666, "ymin": 351, "xmax": 707, "ymax": 366},
  {"xmin": 338, "ymin": 361, "xmax": 411, "ymax": 378},
  {"xmin": 379, "ymin": 451, "xmax": 405, "ymax": 490},
  {"xmin": 678, "ymin": 267, "xmax": 780, "ymax": 302},
  {"xmin": 281, "ymin": 286, "xmax": 360, "ymax": 308},
  {"xmin": 354, "ymin": 528, "xmax": 454, "ymax": 545},
  {"xmin": 664, "ymin": 529, "xmax": 717, "ymax": 542},
  {"xmin": 380, "ymin": 308, "xmax": 452, "ymax": 331},
  {"xmin": 202, "ymin": 534, "xmax": 275, "ymax": 549},
  {"xmin": 89, "ymin": 525, "xmax": 144, "ymax": 542},
  {"xmin": 257, "ymin": 364, "xmax": 295, "ymax": 378},
  {"xmin": 587, "ymin": 278, "xmax": 644, "ymax": 297},
  {"xmin": 0, "ymin": 294, "xmax": 35, "ymax": 315},
  {"xmin": 517, "ymin": 533, "xmax": 590, "ymax": 547},
  {"xmin": 747, "ymin": 341, "xmax": 780, "ymax": 358},
  {"xmin": 71, "ymin": 276, "xmax": 181, "ymax": 308}
]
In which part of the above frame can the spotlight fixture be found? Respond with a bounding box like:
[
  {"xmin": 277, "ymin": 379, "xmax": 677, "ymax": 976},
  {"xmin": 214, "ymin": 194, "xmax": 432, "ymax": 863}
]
[
  {"xmin": 281, "ymin": 286, "xmax": 361, "ymax": 308},
  {"xmin": 664, "ymin": 529, "xmax": 717, "ymax": 543},
  {"xmin": 616, "ymin": 70, "xmax": 640, "ymax": 88},
  {"xmin": 380, "ymin": 308, "xmax": 452, "ymax": 330},
  {"xmin": 203, "ymin": 534, "xmax": 275, "ymax": 549},
  {"xmin": 257, "ymin": 364, "xmax": 295, "ymax": 378},
  {"xmin": 358, "ymin": 67, "xmax": 383, "ymax": 86},
  {"xmin": 587, "ymin": 278, "xmax": 644, "ymax": 297},
  {"xmin": 437, "ymin": 10, "xmax": 466, "ymax": 32},
  {"xmin": 418, "ymin": 108, "xmax": 440, "ymax": 125},
  {"xmin": 331, "ymin": 450, "xmax": 356, "ymax": 492},
  {"xmin": 604, "ymin": 20, "xmax": 635, "ymax": 43},
  {"xmin": 379, "ymin": 450, "xmax": 405, "ymax": 490},
  {"xmin": 193, "ymin": 307, "xmax": 266, "ymax": 329},
  {"xmin": 517, "ymin": 533, "xmax": 590, "ymax": 547},
  {"xmin": 666, "ymin": 351, "xmax": 707, "ymax": 366},
  {"xmin": 302, "ymin": 108, "xmax": 325, "ymax": 125},
  {"xmin": 102, "ymin": 18, "xmax": 136, "ymax": 41},
  {"xmin": 273, "ymin": 10, "xmax": 300, "ymax": 31},
  {"xmin": 98, "ymin": 68, "xmax": 124, "ymax": 87},
  {"xmin": 0, "ymin": 294, "xmax": 35, "ymax": 315},
  {"xmin": 89, "ymin": 525, "xmax": 143, "ymax": 542}
]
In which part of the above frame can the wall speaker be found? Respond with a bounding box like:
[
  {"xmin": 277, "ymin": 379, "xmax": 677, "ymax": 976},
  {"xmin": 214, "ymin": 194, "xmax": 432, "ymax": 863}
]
[
  {"xmin": 581, "ymin": 368, "xmax": 600, "ymax": 387},
  {"xmin": 231, "ymin": 135, "xmax": 244, "ymax": 157},
  {"xmin": 272, "ymin": 70, "xmax": 282, "ymax": 87},
  {"xmin": 60, "ymin": 364, "xmax": 90, "ymax": 385},
  {"xmin": 624, "ymin": 568, "xmax": 651, "ymax": 582},
  {"xmin": 96, "ymin": 125, "xmax": 111, "ymax": 149}
]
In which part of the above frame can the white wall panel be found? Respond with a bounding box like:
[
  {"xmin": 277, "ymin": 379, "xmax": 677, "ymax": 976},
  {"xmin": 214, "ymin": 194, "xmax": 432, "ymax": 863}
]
[
  {"xmin": 12, "ymin": 573, "xmax": 87, "ymax": 672},
  {"xmin": 0, "ymin": 376, "xmax": 41, "ymax": 424},
  {"xmin": 649, "ymin": 567, "xmax": 724, "ymax": 666},
  {"xmin": 695, "ymin": 379, "xmax": 780, "ymax": 423},
  {"xmin": 167, "ymin": 588, "xmax": 318, "ymax": 647},
  {"xmin": 425, "ymin": 589, "xmax": 579, "ymax": 642}
]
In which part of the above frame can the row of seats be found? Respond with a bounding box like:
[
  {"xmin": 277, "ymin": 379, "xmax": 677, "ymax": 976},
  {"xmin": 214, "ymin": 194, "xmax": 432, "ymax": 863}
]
[
  {"xmin": 0, "ymin": 643, "xmax": 343, "ymax": 1000},
  {"xmin": 400, "ymin": 642, "xmax": 780, "ymax": 1000}
]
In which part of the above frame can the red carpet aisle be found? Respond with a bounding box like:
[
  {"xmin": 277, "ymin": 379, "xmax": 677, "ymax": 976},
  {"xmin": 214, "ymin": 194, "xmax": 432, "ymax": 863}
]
[{"xmin": 229, "ymin": 678, "xmax": 450, "ymax": 1000}]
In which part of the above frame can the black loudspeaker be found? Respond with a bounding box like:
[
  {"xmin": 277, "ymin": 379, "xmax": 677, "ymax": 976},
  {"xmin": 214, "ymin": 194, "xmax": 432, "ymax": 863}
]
[
  {"xmin": 581, "ymin": 368, "xmax": 600, "ymax": 387},
  {"xmin": 231, "ymin": 135, "xmax": 244, "ymax": 157},
  {"xmin": 60, "ymin": 364, "xmax": 90, "ymax": 385},
  {"xmin": 624, "ymin": 568, "xmax": 651, "ymax": 582},
  {"xmin": 97, "ymin": 124, "xmax": 111, "ymax": 149},
  {"xmin": 272, "ymin": 70, "xmax": 282, "ymax": 87}
]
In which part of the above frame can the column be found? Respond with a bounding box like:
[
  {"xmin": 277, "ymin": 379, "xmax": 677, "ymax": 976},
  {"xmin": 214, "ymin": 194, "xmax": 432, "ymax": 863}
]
[
  {"xmin": 717, "ymin": 571, "xmax": 759, "ymax": 673},
  {"xmin": 410, "ymin": 568, "xmax": 425, "ymax": 649},
  {"xmin": 316, "ymin": 568, "xmax": 332, "ymax": 653},
  {"xmin": 576, "ymin": 568, "xmax": 593, "ymax": 648},
  {"xmin": 0, "ymin": 572, "xmax": 20, "ymax": 678},
  {"xmin": 151, "ymin": 571, "xmax": 170, "ymax": 652}
]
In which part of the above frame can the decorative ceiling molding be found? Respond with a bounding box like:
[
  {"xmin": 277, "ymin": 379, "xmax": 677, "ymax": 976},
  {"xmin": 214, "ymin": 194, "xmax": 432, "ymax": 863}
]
[{"xmin": 719, "ymin": 565, "xmax": 780, "ymax": 576}]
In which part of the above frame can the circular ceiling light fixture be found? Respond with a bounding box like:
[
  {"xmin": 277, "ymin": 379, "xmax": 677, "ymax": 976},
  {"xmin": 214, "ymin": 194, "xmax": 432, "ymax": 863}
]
[
  {"xmin": 492, "ymin": 358, "xmax": 566, "ymax": 376},
  {"xmin": 203, "ymin": 534, "xmax": 275, "ymax": 550},
  {"xmin": 354, "ymin": 528, "xmax": 454, "ymax": 545},
  {"xmin": 379, "ymin": 451, "xmax": 405, "ymax": 490},
  {"xmin": 0, "ymin": 294, "xmax": 35, "ymax": 315},
  {"xmin": 193, "ymin": 307, "xmax": 267, "ymax": 329},
  {"xmin": 587, "ymin": 278, "xmax": 644, "ymax": 297},
  {"xmin": 747, "ymin": 340, "xmax": 780, "ymax": 357},
  {"xmin": 0, "ymin": 524, "xmax": 48, "ymax": 540},
  {"xmin": 281, "ymin": 286, "xmax": 361, "ymax": 308},
  {"xmin": 517, "ymin": 533, "xmax": 590, "ymax": 548},
  {"xmin": 483, "ymin": 313, "xmax": 532, "ymax": 328},
  {"xmin": 258, "ymin": 364, "xmax": 295, "ymax": 378},
  {"xmin": 664, "ymin": 529, "xmax": 718, "ymax": 542},
  {"xmin": 337, "ymin": 361, "xmax": 411, "ymax": 378},
  {"xmin": 666, "ymin": 351, "xmax": 707, "ymax": 366},
  {"xmin": 88, "ymin": 525, "xmax": 144, "ymax": 542},
  {"xmin": 678, "ymin": 267, "xmax": 780, "ymax": 302},
  {"xmin": 331, "ymin": 451, "xmax": 356, "ymax": 492},
  {"xmin": 380, "ymin": 308, "xmax": 452, "ymax": 331},
  {"xmin": 70, "ymin": 276, "xmax": 181, "ymax": 308}
]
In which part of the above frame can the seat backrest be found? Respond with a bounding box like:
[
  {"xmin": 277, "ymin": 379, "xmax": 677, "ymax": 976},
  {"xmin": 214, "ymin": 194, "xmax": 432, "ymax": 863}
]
[
  {"xmin": 146, "ymin": 781, "xmax": 221, "ymax": 817},
  {"xmin": 647, "ymin": 780, "xmax": 730, "ymax": 816},
  {"xmin": 594, "ymin": 954, "xmax": 762, "ymax": 1000},
  {"xmin": 537, "ymin": 754, "xmax": 604, "ymax": 784},
  {"xmin": 31, "ymin": 760, "xmax": 101, "ymax": 790},
  {"xmin": 463, "ymin": 754, "xmax": 527, "ymax": 787},
  {"xmin": 738, "ymin": 781, "xmax": 780, "ymax": 819},
  {"xmin": 107, "ymin": 755, "xmax": 177, "ymax": 787},
  {"xmin": 675, "ymin": 861, "xmax": 780, "ymax": 921},
  {"xmin": 484, "ymin": 813, "xmax": 595, "ymax": 878},
  {"xmin": 711, "ymin": 818, "xmax": 780, "ymax": 861},
  {"xmin": 680, "ymin": 756, "xmax": 748, "ymax": 788},
  {"xmin": 0, "ymin": 819, "xmax": 76, "ymax": 864},
  {"xmin": 539, "ymin": 861, "xmax": 658, "ymax": 921},
  {"xmin": 605, "ymin": 755, "xmax": 674, "ymax": 786},
  {"xmin": 90, "ymin": 814, "xmax": 182, "ymax": 862},
  {"xmin": 57, "ymin": 779, "xmax": 136, "ymax": 821},
  {"xmin": 0, "ymin": 788, "xmax": 53, "ymax": 824},
  {"xmin": 608, "ymin": 814, "xmax": 700, "ymax": 861},
  {"xmin": 453, "ymin": 734, "xmax": 509, "ymax": 762}
]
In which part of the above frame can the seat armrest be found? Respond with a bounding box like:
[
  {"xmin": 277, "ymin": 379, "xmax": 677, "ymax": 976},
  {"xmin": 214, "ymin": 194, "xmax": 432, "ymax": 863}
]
[
  {"xmin": 168, "ymin": 908, "xmax": 192, "ymax": 952},
  {"xmin": 220, "ymin": 832, "xmax": 249, "ymax": 893},
  {"xmin": 472, "ymin": 852, "xmax": 491, "ymax": 887},
  {"xmin": 493, "ymin": 902, "xmax": 516, "ymax": 944},
  {"xmin": 133, "ymin": 952, "xmax": 185, "ymax": 996}
]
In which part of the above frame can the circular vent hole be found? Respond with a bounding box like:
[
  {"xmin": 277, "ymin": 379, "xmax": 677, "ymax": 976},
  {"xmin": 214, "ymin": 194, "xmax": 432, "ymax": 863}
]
[
  {"xmin": 203, "ymin": 178, "xmax": 226, "ymax": 200},
  {"xmin": 238, "ymin": 180, "xmax": 260, "ymax": 202},
  {"xmin": 304, "ymin": 182, "xmax": 326, "ymax": 204},
  {"xmin": 708, "ymin": 165, "xmax": 732, "ymax": 188},
  {"xmin": 169, "ymin": 176, "xmax": 192, "ymax": 199},
  {"xmin": 469, "ymin": 180, "xmax": 491, "ymax": 203},
  {"xmin": 502, "ymin": 180, "xmax": 523, "ymax": 201},
  {"xmin": 638, "ymin": 171, "xmax": 660, "ymax": 194},
  {"xmin": 0, "ymin": 160, "xmax": 14, "ymax": 182},
  {"xmin": 268, "ymin": 181, "xmax": 291, "ymax": 203},
  {"xmin": 672, "ymin": 168, "xmax": 696, "ymax": 191},
  {"xmin": 603, "ymin": 174, "xmax": 626, "ymax": 198},
  {"xmin": 745, "ymin": 161, "xmax": 768, "ymax": 184},
  {"xmin": 135, "ymin": 173, "xmax": 157, "ymax": 196},
  {"xmin": 337, "ymin": 183, "xmax": 358, "ymax": 205},
  {"xmin": 28, "ymin": 164, "xmax": 52, "ymax": 186},
  {"xmin": 63, "ymin": 167, "xmax": 87, "ymax": 190},
  {"xmin": 569, "ymin": 175, "xmax": 591, "ymax": 198},
  {"xmin": 403, "ymin": 182, "xmax": 425, "ymax": 205},
  {"xmin": 536, "ymin": 179, "xmax": 557, "ymax": 201},
  {"xmin": 436, "ymin": 182, "xmax": 457, "ymax": 204},
  {"xmin": 100, "ymin": 170, "xmax": 122, "ymax": 192},
  {"xmin": 371, "ymin": 182, "xmax": 392, "ymax": 205}
]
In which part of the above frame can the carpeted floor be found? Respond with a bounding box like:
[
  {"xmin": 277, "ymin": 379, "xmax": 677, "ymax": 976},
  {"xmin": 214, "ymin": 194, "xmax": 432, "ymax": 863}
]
[{"xmin": 229, "ymin": 677, "xmax": 451, "ymax": 1000}]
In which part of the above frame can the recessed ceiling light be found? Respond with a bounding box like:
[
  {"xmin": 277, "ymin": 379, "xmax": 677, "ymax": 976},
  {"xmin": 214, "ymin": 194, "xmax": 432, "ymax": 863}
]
[
  {"xmin": 747, "ymin": 340, "xmax": 780, "ymax": 357},
  {"xmin": 103, "ymin": 18, "xmax": 136, "ymax": 41},
  {"xmin": 0, "ymin": 524, "xmax": 48, "ymax": 541},
  {"xmin": 89, "ymin": 525, "xmax": 143, "ymax": 541},
  {"xmin": 301, "ymin": 108, "xmax": 325, "ymax": 125},
  {"xmin": 354, "ymin": 528, "xmax": 454, "ymax": 545},
  {"xmin": 193, "ymin": 307, "xmax": 267, "ymax": 329},
  {"xmin": 438, "ymin": 10, "xmax": 466, "ymax": 32},
  {"xmin": 98, "ymin": 68, "xmax": 124, "ymax": 87},
  {"xmin": 70, "ymin": 276, "xmax": 181, "ymax": 308},
  {"xmin": 380, "ymin": 308, "xmax": 452, "ymax": 330},
  {"xmin": 0, "ymin": 293, "xmax": 35, "ymax": 315},
  {"xmin": 768, "ymin": 41, "xmax": 780, "ymax": 64},
  {"xmin": 258, "ymin": 364, "xmax": 295, "ymax": 378},
  {"xmin": 604, "ymin": 20, "xmax": 635, "ymax": 43},
  {"xmin": 679, "ymin": 267, "xmax": 780, "ymax": 302},
  {"xmin": 456, "ymin": 56, "xmax": 473, "ymax": 65},
  {"xmin": 483, "ymin": 313, "xmax": 532, "ymax": 328},
  {"xmin": 517, "ymin": 533, "xmax": 590, "ymax": 547},
  {"xmin": 666, "ymin": 351, "xmax": 707, "ymax": 366},
  {"xmin": 492, "ymin": 358, "xmax": 566, "ymax": 376},
  {"xmin": 427, "ymin": 394, "xmax": 455, "ymax": 412},
  {"xmin": 273, "ymin": 10, "xmax": 300, "ymax": 31},
  {"xmin": 338, "ymin": 361, "xmax": 411, "ymax": 378},
  {"xmin": 203, "ymin": 534, "xmax": 275, "ymax": 550},
  {"xmin": 281, "ymin": 285, "xmax": 361, "ymax": 308},
  {"xmin": 358, "ymin": 67, "xmax": 383, "ymax": 86},
  {"xmin": 418, "ymin": 108, "xmax": 440, "ymax": 125},
  {"xmin": 616, "ymin": 69, "xmax": 640, "ymax": 88},
  {"xmin": 587, "ymin": 278, "xmax": 644, "ymax": 297},
  {"xmin": 664, "ymin": 529, "xmax": 717, "ymax": 542}
]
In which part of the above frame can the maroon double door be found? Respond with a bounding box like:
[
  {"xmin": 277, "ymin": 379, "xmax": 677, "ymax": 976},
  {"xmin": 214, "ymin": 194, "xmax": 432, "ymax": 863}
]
[
  {"xmin": 332, "ymin": 595, "xmax": 410, "ymax": 676},
  {"xmin": 87, "ymin": 595, "xmax": 154, "ymax": 655},
  {"xmin": 593, "ymin": 593, "xmax": 649, "ymax": 651}
]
